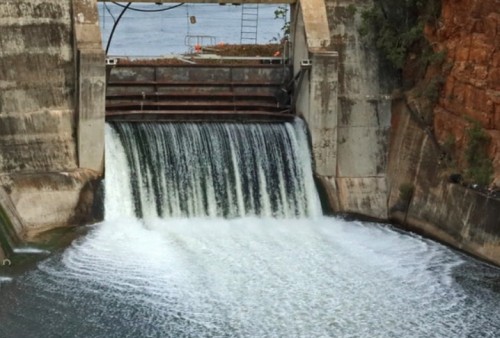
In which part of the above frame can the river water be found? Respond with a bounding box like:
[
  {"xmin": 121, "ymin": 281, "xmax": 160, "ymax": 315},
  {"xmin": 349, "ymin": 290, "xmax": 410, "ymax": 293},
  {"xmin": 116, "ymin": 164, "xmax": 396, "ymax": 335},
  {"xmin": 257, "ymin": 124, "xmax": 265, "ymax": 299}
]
[
  {"xmin": 1, "ymin": 121, "xmax": 500, "ymax": 337},
  {"xmin": 2, "ymin": 216, "xmax": 500, "ymax": 337}
]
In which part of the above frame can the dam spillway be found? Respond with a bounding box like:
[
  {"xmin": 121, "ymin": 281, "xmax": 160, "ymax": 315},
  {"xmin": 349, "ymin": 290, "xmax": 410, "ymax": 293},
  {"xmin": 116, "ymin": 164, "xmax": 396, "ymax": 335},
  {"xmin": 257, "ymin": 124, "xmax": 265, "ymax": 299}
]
[
  {"xmin": 1, "ymin": 120, "xmax": 500, "ymax": 336},
  {"xmin": 105, "ymin": 120, "xmax": 321, "ymax": 219},
  {"xmin": 1, "ymin": 1, "xmax": 500, "ymax": 335},
  {"xmin": 105, "ymin": 62, "xmax": 294, "ymax": 123}
]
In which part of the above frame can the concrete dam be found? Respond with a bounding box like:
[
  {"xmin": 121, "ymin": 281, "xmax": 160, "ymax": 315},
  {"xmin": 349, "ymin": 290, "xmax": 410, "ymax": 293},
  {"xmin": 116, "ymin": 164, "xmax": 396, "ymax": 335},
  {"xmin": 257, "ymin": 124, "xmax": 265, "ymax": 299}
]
[
  {"xmin": 0, "ymin": 0, "xmax": 394, "ymax": 249},
  {"xmin": 0, "ymin": 0, "xmax": 496, "ymax": 264},
  {"xmin": 1, "ymin": 1, "xmax": 500, "ymax": 336}
]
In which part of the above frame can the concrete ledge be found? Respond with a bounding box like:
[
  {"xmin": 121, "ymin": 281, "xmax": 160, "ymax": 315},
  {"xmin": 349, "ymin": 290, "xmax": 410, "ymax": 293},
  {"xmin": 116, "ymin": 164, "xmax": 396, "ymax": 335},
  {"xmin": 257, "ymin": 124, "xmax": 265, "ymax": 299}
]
[
  {"xmin": 2, "ymin": 169, "xmax": 102, "ymax": 237},
  {"xmin": 299, "ymin": 0, "xmax": 331, "ymax": 50},
  {"xmin": 318, "ymin": 176, "xmax": 388, "ymax": 220},
  {"xmin": 392, "ymin": 184, "xmax": 500, "ymax": 266}
]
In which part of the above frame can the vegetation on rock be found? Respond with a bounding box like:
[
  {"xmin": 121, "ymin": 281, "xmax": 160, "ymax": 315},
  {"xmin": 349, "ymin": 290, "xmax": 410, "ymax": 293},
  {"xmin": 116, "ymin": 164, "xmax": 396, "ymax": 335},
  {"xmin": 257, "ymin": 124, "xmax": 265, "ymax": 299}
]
[
  {"xmin": 359, "ymin": 0, "xmax": 442, "ymax": 73},
  {"xmin": 465, "ymin": 121, "xmax": 494, "ymax": 186},
  {"xmin": 361, "ymin": 0, "xmax": 495, "ymax": 188}
]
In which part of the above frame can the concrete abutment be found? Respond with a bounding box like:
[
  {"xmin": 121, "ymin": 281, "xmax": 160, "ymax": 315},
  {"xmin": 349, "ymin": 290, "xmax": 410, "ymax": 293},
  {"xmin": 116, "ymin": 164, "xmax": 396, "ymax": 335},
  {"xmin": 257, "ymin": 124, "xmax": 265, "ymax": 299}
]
[
  {"xmin": 0, "ymin": 0, "xmax": 105, "ymax": 250},
  {"xmin": 295, "ymin": 0, "xmax": 500, "ymax": 265},
  {"xmin": 293, "ymin": 0, "xmax": 391, "ymax": 220}
]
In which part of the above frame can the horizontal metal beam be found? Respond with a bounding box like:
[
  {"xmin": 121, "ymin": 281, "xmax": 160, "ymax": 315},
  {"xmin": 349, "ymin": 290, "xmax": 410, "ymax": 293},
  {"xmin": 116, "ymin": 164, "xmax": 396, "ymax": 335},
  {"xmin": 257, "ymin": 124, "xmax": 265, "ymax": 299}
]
[
  {"xmin": 105, "ymin": 111, "xmax": 295, "ymax": 123},
  {"xmin": 97, "ymin": 0, "xmax": 296, "ymax": 3}
]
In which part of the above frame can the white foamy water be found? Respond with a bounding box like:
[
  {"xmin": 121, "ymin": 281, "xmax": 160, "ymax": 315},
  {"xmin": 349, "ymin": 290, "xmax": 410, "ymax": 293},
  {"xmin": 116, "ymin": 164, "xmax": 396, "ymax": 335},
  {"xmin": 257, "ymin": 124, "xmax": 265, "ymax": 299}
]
[
  {"xmin": 1, "ymin": 121, "xmax": 500, "ymax": 337},
  {"xmin": 1, "ymin": 217, "xmax": 500, "ymax": 337},
  {"xmin": 0, "ymin": 276, "xmax": 12, "ymax": 284},
  {"xmin": 104, "ymin": 124, "xmax": 135, "ymax": 219},
  {"xmin": 1, "ymin": 4, "xmax": 499, "ymax": 336},
  {"xmin": 105, "ymin": 121, "xmax": 321, "ymax": 219},
  {"xmin": 12, "ymin": 247, "xmax": 51, "ymax": 255}
]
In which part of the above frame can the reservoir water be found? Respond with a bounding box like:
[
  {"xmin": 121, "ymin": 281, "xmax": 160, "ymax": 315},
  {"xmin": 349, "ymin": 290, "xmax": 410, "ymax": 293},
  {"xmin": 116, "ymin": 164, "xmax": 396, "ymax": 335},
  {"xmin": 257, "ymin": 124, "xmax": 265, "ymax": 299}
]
[
  {"xmin": 1, "ymin": 121, "xmax": 500, "ymax": 337},
  {"xmin": 99, "ymin": 3, "xmax": 287, "ymax": 56}
]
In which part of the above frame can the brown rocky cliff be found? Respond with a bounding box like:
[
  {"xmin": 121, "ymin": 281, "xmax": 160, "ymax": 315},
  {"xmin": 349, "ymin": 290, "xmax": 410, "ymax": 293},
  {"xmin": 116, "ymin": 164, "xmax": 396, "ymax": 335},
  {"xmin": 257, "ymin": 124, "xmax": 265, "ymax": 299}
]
[
  {"xmin": 426, "ymin": 0, "xmax": 500, "ymax": 186},
  {"xmin": 387, "ymin": 0, "xmax": 500, "ymax": 265}
]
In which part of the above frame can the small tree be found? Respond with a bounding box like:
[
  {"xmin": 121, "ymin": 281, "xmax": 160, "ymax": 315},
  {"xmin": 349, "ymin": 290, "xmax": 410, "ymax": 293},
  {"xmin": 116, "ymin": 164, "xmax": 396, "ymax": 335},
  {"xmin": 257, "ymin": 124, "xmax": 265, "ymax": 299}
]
[
  {"xmin": 359, "ymin": 0, "xmax": 442, "ymax": 71},
  {"xmin": 465, "ymin": 121, "xmax": 493, "ymax": 186},
  {"xmin": 273, "ymin": 5, "xmax": 290, "ymax": 42}
]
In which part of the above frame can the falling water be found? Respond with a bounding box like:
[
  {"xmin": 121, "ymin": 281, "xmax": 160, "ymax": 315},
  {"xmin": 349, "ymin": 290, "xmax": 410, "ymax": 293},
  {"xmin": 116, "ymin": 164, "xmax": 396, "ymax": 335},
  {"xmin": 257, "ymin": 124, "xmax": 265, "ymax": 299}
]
[
  {"xmin": 1, "ymin": 120, "xmax": 500, "ymax": 337},
  {"xmin": 105, "ymin": 120, "xmax": 321, "ymax": 219}
]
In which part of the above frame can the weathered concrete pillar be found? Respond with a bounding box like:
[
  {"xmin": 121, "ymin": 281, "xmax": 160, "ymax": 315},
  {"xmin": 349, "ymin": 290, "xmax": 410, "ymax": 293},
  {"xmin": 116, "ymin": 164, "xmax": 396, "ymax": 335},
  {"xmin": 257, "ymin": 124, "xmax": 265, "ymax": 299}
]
[
  {"xmin": 294, "ymin": 0, "xmax": 337, "ymax": 171},
  {"xmin": 293, "ymin": 0, "xmax": 392, "ymax": 219},
  {"xmin": 73, "ymin": 0, "xmax": 106, "ymax": 173},
  {"xmin": 0, "ymin": 0, "xmax": 105, "ymax": 240},
  {"xmin": 0, "ymin": 0, "xmax": 77, "ymax": 172},
  {"xmin": 327, "ymin": 0, "xmax": 392, "ymax": 219},
  {"xmin": 307, "ymin": 52, "xmax": 338, "ymax": 176}
]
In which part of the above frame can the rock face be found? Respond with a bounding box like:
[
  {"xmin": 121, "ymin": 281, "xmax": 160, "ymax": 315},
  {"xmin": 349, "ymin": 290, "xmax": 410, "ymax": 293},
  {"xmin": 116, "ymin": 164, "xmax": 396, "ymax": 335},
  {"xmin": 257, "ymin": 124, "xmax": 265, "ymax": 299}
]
[
  {"xmin": 426, "ymin": 0, "xmax": 500, "ymax": 186},
  {"xmin": 387, "ymin": 0, "xmax": 500, "ymax": 265}
]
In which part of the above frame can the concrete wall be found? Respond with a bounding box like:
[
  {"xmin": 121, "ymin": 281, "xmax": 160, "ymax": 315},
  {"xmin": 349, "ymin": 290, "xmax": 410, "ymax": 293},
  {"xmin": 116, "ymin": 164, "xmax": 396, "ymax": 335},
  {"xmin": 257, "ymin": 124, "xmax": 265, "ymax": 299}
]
[
  {"xmin": 73, "ymin": 0, "xmax": 106, "ymax": 173},
  {"xmin": 325, "ymin": 0, "xmax": 393, "ymax": 219},
  {"xmin": 0, "ymin": 0, "xmax": 105, "ymax": 242},
  {"xmin": 0, "ymin": 0, "xmax": 77, "ymax": 172},
  {"xmin": 293, "ymin": 1, "xmax": 338, "ymax": 180},
  {"xmin": 388, "ymin": 100, "xmax": 500, "ymax": 265},
  {"xmin": 298, "ymin": 0, "xmax": 500, "ymax": 265},
  {"xmin": 0, "ymin": 187, "xmax": 24, "ymax": 258},
  {"xmin": 294, "ymin": 0, "xmax": 392, "ymax": 219}
]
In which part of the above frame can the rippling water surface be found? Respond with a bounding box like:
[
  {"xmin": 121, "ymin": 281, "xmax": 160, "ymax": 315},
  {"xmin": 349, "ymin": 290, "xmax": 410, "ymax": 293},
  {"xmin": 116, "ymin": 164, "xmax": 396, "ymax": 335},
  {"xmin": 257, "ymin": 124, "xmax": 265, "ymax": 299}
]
[
  {"xmin": 100, "ymin": 3, "xmax": 285, "ymax": 55},
  {"xmin": 1, "ymin": 217, "xmax": 500, "ymax": 337}
]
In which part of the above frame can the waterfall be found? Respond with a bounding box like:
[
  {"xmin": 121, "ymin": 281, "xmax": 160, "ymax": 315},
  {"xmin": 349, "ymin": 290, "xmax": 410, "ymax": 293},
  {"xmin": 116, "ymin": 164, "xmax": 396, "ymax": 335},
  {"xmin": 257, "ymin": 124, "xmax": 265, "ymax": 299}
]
[
  {"xmin": 4, "ymin": 122, "xmax": 500, "ymax": 338},
  {"xmin": 105, "ymin": 119, "xmax": 321, "ymax": 219}
]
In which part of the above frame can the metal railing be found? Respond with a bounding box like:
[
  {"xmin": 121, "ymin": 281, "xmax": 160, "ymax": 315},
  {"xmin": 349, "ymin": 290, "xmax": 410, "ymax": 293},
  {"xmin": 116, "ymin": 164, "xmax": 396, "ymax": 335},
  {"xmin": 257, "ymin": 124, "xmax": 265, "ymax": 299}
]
[{"xmin": 184, "ymin": 35, "xmax": 217, "ymax": 53}]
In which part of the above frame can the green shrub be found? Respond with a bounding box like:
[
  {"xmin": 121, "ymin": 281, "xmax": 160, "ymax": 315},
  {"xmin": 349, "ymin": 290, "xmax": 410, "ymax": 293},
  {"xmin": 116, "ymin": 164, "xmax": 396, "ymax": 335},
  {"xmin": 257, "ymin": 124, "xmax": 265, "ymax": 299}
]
[
  {"xmin": 422, "ymin": 75, "xmax": 445, "ymax": 103},
  {"xmin": 273, "ymin": 5, "xmax": 290, "ymax": 42},
  {"xmin": 399, "ymin": 183, "xmax": 415, "ymax": 204},
  {"xmin": 359, "ymin": 0, "xmax": 442, "ymax": 72},
  {"xmin": 465, "ymin": 121, "xmax": 493, "ymax": 186},
  {"xmin": 346, "ymin": 4, "xmax": 357, "ymax": 17}
]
